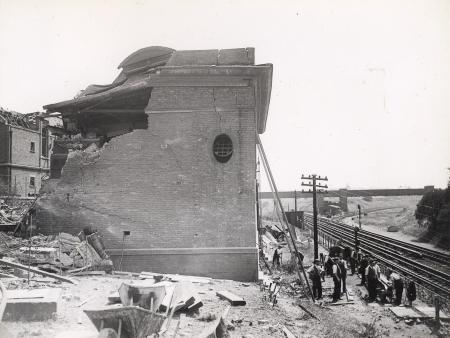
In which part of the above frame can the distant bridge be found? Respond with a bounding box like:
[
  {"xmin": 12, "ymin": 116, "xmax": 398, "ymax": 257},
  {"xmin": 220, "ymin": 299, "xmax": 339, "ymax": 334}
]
[
  {"xmin": 259, "ymin": 186, "xmax": 433, "ymax": 212},
  {"xmin": 259, "ymin": 186, "xmax": 433, "ymax": 200}
]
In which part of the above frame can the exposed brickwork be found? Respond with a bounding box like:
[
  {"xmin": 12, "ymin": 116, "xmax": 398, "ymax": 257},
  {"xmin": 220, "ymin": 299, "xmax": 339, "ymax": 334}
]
[
  {"xmin": 37, "ymin": 86, "xmax": 260, "ymax": 281},
  {"xmin": 9, "ymin": 168, "xmax": 41, "ymax": 196},
  {"xmin": 10, "ymin": 127, "xmax": 41, "ymax": 166}
]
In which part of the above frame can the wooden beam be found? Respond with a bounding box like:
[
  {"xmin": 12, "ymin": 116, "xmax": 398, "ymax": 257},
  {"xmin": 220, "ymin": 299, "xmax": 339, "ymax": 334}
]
[
  {"xmin": 0, "ymin": 259, "xmax": 77, "ymax": 284},
  {"xmin": 186, "ymin": 300, "xmax": 203, "ymax": 313},
  {"xmin": 216, "ymin": 290, "xmax": 246, "ymax": 306}
]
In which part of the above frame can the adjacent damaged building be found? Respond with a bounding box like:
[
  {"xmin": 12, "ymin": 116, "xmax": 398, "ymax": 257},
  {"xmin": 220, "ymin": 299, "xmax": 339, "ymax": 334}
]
[
  {"xmin": 0, "ymin": 108, "xmax": 60, "ymax": 197},
  {"xmin": 37, "ymin": 47, "xmax": 272, "ymax": 281}
]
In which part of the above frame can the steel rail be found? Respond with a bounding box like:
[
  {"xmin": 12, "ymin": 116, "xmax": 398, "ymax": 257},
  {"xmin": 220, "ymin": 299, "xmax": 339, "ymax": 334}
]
[
  {"xmin": 319, "ymin": 217, "xmax": 450, "ymax": 265},
  {"xmin": 303, "ymin": 217, "xmax": 450, "ymax": 299},
  {"xmin": 314, "ymin": 218, "xmax": 450, "ymax": 280},
  {"xmin": 316, "ymin": 220, "xmax": 450, "ymax": 285},
  {"xmin": 306, "ymin": 214, "xmax": 450, "ymax": 265}
]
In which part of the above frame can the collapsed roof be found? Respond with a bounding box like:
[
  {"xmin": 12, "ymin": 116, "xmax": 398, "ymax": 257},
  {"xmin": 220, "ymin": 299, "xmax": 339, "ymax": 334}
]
[
  {"xmin": 0, "ymin": 108, "xmax": 40, "ymax": 130},
  {"xmin": 44, "ymin": 47, "xmax": 272, "ymax": 136}
]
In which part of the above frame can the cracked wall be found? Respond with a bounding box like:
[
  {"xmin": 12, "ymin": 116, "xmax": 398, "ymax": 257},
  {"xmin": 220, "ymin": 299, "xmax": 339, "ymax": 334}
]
[{"xmin": 37, "ymin": 85, "xmax": 259, "ymax": 281}]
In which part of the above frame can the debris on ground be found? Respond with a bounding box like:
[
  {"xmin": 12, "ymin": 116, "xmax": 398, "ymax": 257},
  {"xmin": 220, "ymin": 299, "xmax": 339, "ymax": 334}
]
[
  {"xmin": 0, "ymin": 229, "xmax": 113, "ymax": 279},
  {"xmin": 216, "ymin": 290, "xmax": 246, "ymax": 306}
]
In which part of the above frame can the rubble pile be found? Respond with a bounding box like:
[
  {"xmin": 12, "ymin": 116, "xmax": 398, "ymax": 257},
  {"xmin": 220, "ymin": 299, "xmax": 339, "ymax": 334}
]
[
  {"xmin": 0, "ymin": 230, "xmax": 113, "ymax": 276},
  {"xmin": 0, "ymin": 199, "xmax": 34, "ymax": 227},
  {"xmin": 0, "ymin": 108, "xmax": 39, "ymax": 130}
]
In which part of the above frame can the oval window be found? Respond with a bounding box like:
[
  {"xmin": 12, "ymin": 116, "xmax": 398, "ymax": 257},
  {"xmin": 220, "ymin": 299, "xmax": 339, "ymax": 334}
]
[{"xmin": 213, "ymin": 134, "xmax": 233, "ymax": 163}]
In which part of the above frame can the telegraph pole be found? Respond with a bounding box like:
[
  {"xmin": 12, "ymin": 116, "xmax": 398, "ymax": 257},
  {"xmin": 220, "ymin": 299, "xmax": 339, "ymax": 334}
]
[
  {"xmin": 357, "ymin": 204, "xmax": 362, "ymax": 229},
  {"xmin": 294, "ymin": 190, "xmax": 297, "ymax": 213},
  {"xmin": 301, "ymin": 174, "xmax": 328, "ymax": 260}
]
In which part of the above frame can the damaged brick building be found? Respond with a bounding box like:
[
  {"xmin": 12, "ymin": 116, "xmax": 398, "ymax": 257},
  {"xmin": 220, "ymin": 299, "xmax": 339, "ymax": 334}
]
[
  {"xmin": 0, "ymin": 109, "xmax": 60, "ymax": 197},
  {"xmin": 37, "ymin": 46, "xmax": 272, "ymax": 281}
]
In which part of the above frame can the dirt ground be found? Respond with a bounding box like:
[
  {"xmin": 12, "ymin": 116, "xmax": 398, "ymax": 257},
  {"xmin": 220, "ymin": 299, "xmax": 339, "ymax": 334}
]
[
  {"xmin": 2, "ymin": 233, "xmax": 448, "ymax": 338},
  {"xmin": 2, "ymin": 272, "xmax": 446, "ymax": 338},
  {"xmin": 1, "ymin": 215, "xmax": 447, "ymax": 338}
]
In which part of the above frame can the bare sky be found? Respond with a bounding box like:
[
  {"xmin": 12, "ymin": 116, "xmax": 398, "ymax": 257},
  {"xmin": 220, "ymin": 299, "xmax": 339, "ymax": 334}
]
[{"xmin": 1, "ymin": 0, "xmax": 449, "ymax": 190}]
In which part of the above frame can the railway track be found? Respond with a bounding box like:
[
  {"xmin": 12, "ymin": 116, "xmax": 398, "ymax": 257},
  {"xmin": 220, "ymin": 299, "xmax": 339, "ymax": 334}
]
[{"xmin": 303, "ymin": 214, "xmax": 450, "ymax": 300}]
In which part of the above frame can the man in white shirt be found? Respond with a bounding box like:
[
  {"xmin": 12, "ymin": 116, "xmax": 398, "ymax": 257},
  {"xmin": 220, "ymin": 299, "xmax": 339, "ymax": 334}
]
[
  {"xmin": 386, "ymin": 269, "xmax": 404, "ymax": 306},
  {"xmin": 365, "ymin": 259, "xmax": 380, "ymax": 302},
  {"xmin": 331, "ymin": 257, "xmax": 342, "ymax": 302},
  {"xmin": 338, "ymin": 257, "xmax": 348, "ymax": 295}
]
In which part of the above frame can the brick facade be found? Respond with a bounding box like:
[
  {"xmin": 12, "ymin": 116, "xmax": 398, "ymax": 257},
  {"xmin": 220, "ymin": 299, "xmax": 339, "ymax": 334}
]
[
  {"xmin": 0, "ymin": 120, "xmax": 54, "ymax": 197},
  {"xmin": 37, "ymin": 104, "xmax": 259, "ymax": 280},
  {"xmin": 38, "ymin": 47, "xmax": 273, "ymax": 281}
]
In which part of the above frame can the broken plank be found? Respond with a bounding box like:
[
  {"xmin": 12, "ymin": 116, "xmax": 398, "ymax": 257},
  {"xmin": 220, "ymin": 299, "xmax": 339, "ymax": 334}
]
[
  {"xmin": 68, "ymin": 264, "xmax": 92, "ymax": 274},
  {"xmin": 216, "ymin": 291, "xmax": 246, "ymax": 306},
  {"xmin": 389, "ymin": 307, "xmax": 427, "ymax": 319},
  {"xmin": 0, "ymin": 258, "xmax": 77, "ymax": 284},
  {"xmin": 112, "ymin": 271, "xmax": 140, "ymax": 277},
  {"xmin": 140, "ymin": 271, "xmax": 211, "ymax": 284},
  {"xmin": 297, "ymin": 301, "xmax": 319, "ymax": 320},
  {"xmin": 73, "ymin": 270, "xmax": 106, "ymax": 276},
  {"xmin": 282, "ymin": 326, "xmax": 297, "ymax": 338},
  {"xmin": 186, "ymin": 300, "xmax": 203, "ymax": 313},
  {"xmin": 172, "ymin": 296, "xmax": 195, "ymax": 313},
  {"xmin": 327, "ymin": 301, "xmax": 354, "ymax": 306}
]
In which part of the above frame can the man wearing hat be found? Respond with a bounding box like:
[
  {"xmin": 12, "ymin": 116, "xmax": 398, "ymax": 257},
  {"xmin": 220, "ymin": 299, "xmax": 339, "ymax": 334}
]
[
  {"xmin": 307, "ymin": 259, "xmax": 324, "ymax": 300},
  {"xmin": 358, "ymin": 254, "xmax": 369, "ymax": 286},
  {"xmin": 365, "ymin": 259, "xmax": 380, "ymax": 302},
  {"xmin": 331, "ymin": 256, "xmax": 342, "ymax": 302}
]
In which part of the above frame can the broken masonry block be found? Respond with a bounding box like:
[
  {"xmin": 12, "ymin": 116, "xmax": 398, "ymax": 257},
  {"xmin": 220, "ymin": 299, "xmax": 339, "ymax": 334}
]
[{"xmin": 2, "ymin": 288, "xmax": 62, "ymax": 321}]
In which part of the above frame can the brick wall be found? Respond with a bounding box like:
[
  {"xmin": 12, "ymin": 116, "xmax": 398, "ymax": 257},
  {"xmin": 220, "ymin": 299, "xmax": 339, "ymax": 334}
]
[
  {"xmin": 10, "ymin": 127, "xmax": 42, "ymax": 167},
  {"xmin": 9, "ymin": 168, "xmax": 42, "ymax": 196},
  {"xmin": 37, "ymin": 85, "xmax": 260, "ymax": 281},
  {"xmin": 0, "ymin": 124, "xmax": 52, "ymax": 197}
]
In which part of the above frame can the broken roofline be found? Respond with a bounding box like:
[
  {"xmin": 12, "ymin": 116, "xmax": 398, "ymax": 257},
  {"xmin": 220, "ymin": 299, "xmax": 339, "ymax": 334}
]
[{"xmin": 43, "ymin": 64, "xmax": 273, "ymax": 134}]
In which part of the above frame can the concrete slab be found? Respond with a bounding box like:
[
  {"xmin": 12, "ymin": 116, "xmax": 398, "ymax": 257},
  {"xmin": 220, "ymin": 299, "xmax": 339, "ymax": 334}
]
[
  {"xmin": 389, "ymin": 306, "xmax": 427, "ymax": 319},
  {"xmin": 2, "ymin": 288, "xmax": 62, "ymax": 321},
  {"xmin": 415, "ymin": 306, "xmax": 450, "ymax": 320}
]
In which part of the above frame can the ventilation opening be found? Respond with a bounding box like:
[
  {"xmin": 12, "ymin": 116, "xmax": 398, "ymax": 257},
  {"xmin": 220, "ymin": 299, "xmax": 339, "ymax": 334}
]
[{"xmin": 213, "ymin": 134, "xmax": 233, "ymax": 163}]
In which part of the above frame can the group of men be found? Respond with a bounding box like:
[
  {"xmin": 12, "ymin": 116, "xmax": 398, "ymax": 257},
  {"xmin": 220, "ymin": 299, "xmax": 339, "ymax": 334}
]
[
  {"xmin": 307, "ymin": 256, "xmax": 348, "ymax": 302},
  {"xmin": 307, "ymin": 251, "xmax": 408, "ymax": 305}
]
